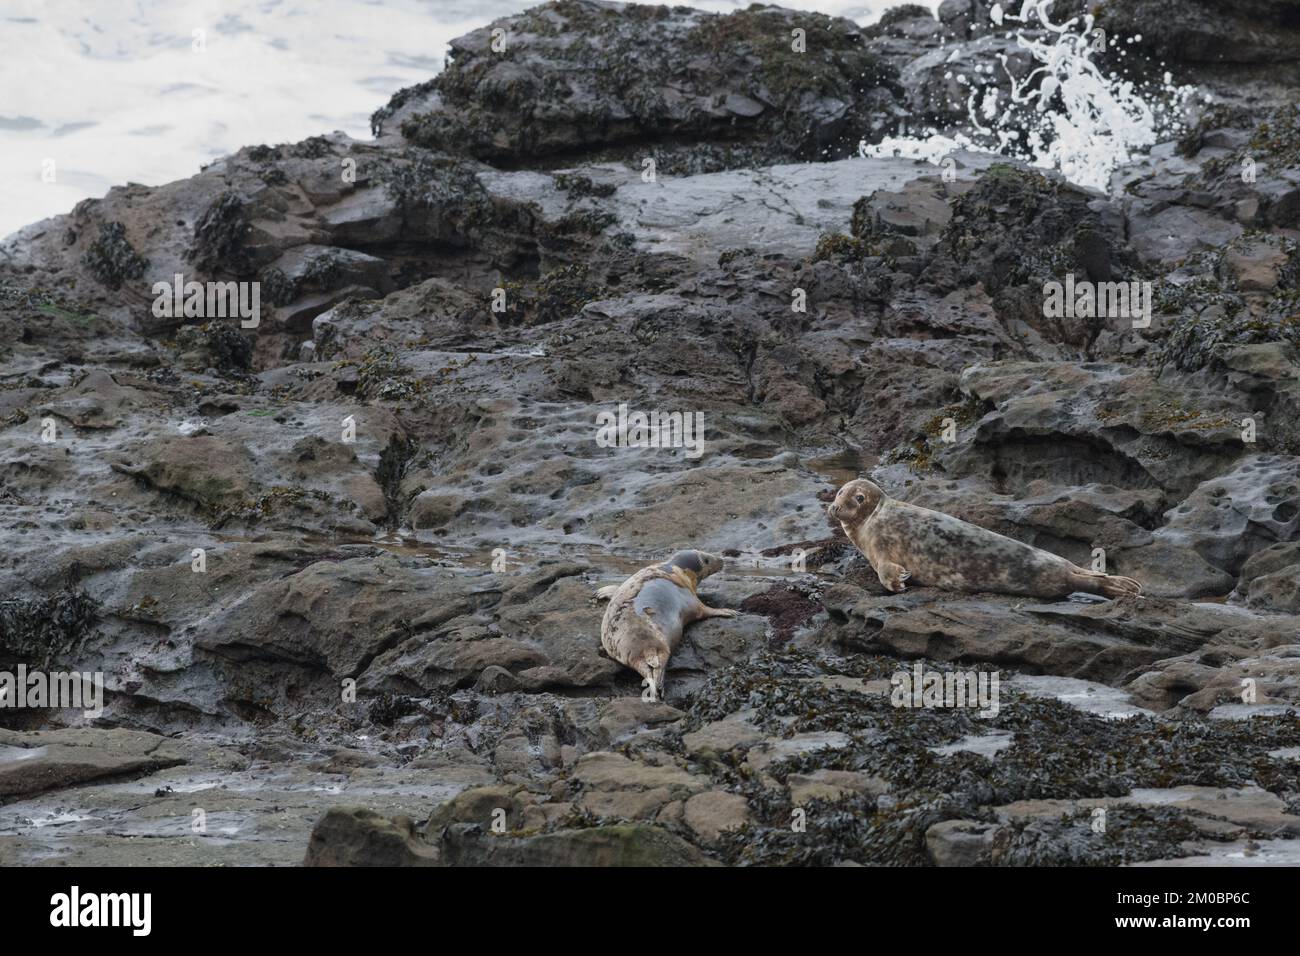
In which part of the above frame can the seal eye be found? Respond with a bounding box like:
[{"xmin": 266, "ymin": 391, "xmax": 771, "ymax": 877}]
[{"xmin": 855, "ymin": 494, "xmax": 865, "ymax": 503}]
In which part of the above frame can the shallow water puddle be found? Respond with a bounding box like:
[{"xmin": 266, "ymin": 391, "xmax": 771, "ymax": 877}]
[
  {"xmin": 804, "ymin": 448, "xmax": 879, "ymax": 489},
  {"xmin": 1209, "ymin": 703, "xmax": 1298, "ymax": 720},
  {"xmin": 0, "ymin": 744, "xmax": 46, "ymax": 763},
  {"xmin": 1007, "ymin": 675, "xmax": 1155, "ymax": 719}
]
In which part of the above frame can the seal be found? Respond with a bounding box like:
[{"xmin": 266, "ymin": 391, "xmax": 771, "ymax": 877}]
[
  {"xmin": 594, "ymin": 550, "xmax": 737, "ymax": 701},
  {"xmin": 828, "ymin": 479, "xmax": 1142, "ymax": 599}
]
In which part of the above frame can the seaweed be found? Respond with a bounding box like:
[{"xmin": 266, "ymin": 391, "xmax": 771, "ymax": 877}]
[
  {"xmin": 81, "ymin": 221, "xmax": 149, "ymax": 290},
  {"xmin": 380, "ymin": 152, "xmax": 492, "ymax": 230},
  {"xmin": 375, "ymin": 432, "xmax": 417, "ymax": 530},
  {"xmin": 189, "ymin": 191, "xmax": 253, "ymax": 275},
  {"xmin": 0, "ymin": 588, "xmax": 100, "ymax": 669},
  {"xmin": 174, "ymin": 322, "xmax": 254, "ymax": 373}
]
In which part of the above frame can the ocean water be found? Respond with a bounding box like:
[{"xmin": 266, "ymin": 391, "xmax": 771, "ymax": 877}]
[{"xmin": 0, "ymin": 0, "xmax": 924, "ymax": 239}]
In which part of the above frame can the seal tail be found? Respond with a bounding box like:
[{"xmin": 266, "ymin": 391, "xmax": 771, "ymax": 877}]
[
  {"xmin": 640, "ymin": 656, "xmax": 666, "ymax": 702},
  {"xmin": 1071, "ymin": 569, "xmax": 1142, "ymax": 599}
]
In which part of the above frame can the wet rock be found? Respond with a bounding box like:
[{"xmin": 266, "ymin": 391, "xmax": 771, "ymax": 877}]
[
  {"xmin": 377, "ymin": 0, "xmax": 901, "ymax": 168},
  {"xmin": 4, "ymin": 0, "xmax": 1300, "ymax": 869},
  {"xmin": 426, "ymin": 784, "xmax": 526, "ymax": 831},
  {"xmin": 788, "ymin": 769, "xmax": 889, "ymax": 804},
  {"xmin": 925, "ymin": 819, "xmax": 1000, "ymax": 866},
  {"xmin": 194, "ymin": 556, "xmax": 479, "ymax": 695},
  {"xmin": 110, "ymin": 435, "xmax": 255, "ymax": 515},
  {"xmin": 570, "ymin": 751, "xmax": 705, "ymax": 794},
  {"xmin": 681, "ymin": 712, "xmax": 766, "ymax": 758},
  {"xmin": 437, "ymin": 822, "xmax": 717, "ymax": 866},
  {"xmin": 1152, "ymin": 455, "xmax": 1300, "ymax": 576},
  {"xmin": 304, "ymin": 807, "xmax": 438, "ymax": 866},
  {"xmin": 683, "ymin": 790, "xmax": 751, "ymax": 844},
  {"xmin": 0, "ymin": 728, "xmax": 202, "ymax": 799},
  {"xmin": 950, "ymin": 362, "xmax": 1245, "ymax": 498},
  {"xmin": 1242, "ymin": 565, "xmax": 1300, "ymax": 613},
  {"xmin": 831, "ymin": 589, "xmax": 1212, "ymax": 684},
  {"xmin": 597, "ymin": 698, "xmax": 684, "ymax": 745},
  {"xmin": 900, "ymin": 35, "xmax": 1032, "ymax": 124},
  {"xmin": 1127, "ymin": 641, "xmax": 1300, "ymax": 712},
  {"xmin": 578, "ymin": 787, "xmax": 675, "ymax": 821}
]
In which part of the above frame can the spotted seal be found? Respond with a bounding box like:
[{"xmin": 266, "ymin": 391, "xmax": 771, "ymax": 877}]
[
  {"xmin": 594, "ymin": 550, "xmax": 737, "ymax": 700},
  {"xmin": 829, "ymin": 479, "xmax": 1142, "ymax": 599}
]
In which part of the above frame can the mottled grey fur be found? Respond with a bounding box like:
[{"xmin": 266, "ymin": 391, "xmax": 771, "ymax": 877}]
[
  {"xmin": 829, "ymin": 479, "xmax": 1142, "ymax": 599},
  {"xmin": 595, "ymin": 550, "xmax": 734, "ymax": 700}
]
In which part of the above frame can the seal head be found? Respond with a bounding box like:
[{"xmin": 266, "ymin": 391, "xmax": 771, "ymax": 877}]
[
  {"xmin": 661, "ymin": 549, "xmax": 724, "ymax": 591},
  {"xmin": 827, "ymin": 479, "xmax": 886, "ymax": 529}
]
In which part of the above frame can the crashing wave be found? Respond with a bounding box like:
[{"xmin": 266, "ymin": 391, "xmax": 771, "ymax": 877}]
[{"xmin": 862, "ymin": 0, "xmax": 1201, "ymax": 192}]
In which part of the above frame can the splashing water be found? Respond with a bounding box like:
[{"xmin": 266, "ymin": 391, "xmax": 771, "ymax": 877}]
[{"xmin": 864, "ymin": 0, "xmax": 1199, "ymax": 192}]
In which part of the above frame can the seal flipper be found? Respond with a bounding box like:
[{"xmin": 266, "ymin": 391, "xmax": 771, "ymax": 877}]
[
  {"xmin": 876, "ymin": 560, "xmax": 910, "ymax": 592},
  {"xmin": 1069, "ymin": 568, "xmax": 1142, "ymax": 599},
  {"xmin": 699, "ymin": 604, "xmax": 738, "ymax": 619}
]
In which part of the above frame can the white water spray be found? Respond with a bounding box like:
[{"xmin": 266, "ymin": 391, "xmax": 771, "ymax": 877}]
[{"xmin": 863, "ymin": 0, "xmax": 1199, "ymax": 192}]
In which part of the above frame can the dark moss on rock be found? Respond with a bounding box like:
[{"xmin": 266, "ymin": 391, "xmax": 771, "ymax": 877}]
[
  {"xmin": 383, "ymin": 0, "xmax": 901, "ymax": 170},
  {"xmin": 0, "ymin": 588, "xmax": 100, "ymax": 670},
  {"xmin": 380, "ymin": 151, "xmax": 493, "ymax": 231},
  {"xmin": 553, "ymin": 172, "xmax": 616, "ymax": 198},
  {"xmin": 995, "ymin": 806, "xmax": 1201, "ymax": 866},
  {"xmin": 495, "ymin": 263, "xmax": 600, "ymax": 326},
  {"xmin": 188, "ymin": 192, "xmax": 254, "ymax": 275},
  {"xmin": 937, "ymin": 164, "xmax": 1122, "ymax": 290},
  {"xmin": 1153, "ymin": 236, "xmax": 1300, "ymax": 371},
  {"xmin": 174, "ymin": 322, "xmax": 254, "ymax": 374},
  {"xmin": 351, "ymin": 348, "xmax": 425, "ymax": 402},
  {"xmin": 80, "ymin": 222, "xmax": 149, "ymax": 290},
  {"xmin": 375, "ymin": 432, "xmax": 417, "ymax": 529},
  {"xmin": 259, "ymin": 267, "xmax": 298, "ymax": 307},
  {"xmin": 736, "ymin": 584, "xmax": 822, "ymax": 642},
  {"xmin": 301, "ymin": 250, "xmax": 350, "ymax": 292},
  {"xmin": 684, "ymin": 647, "xmax": 1300, "ymax": 865}
]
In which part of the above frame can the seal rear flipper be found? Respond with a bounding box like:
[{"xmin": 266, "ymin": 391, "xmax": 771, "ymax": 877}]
[{"xmin": 1071, "ymin": 569, "xmax": 1142, "ymax": 598}]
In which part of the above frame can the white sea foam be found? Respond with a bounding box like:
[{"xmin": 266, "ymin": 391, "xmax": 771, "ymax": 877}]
[{"xmin": 863, "ymin": 0, "xmax": 1198, "ymax": 192}]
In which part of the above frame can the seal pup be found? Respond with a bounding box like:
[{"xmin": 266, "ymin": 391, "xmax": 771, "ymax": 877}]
[
  {"xmin": 829, "ymin": 479, "xmax": 1142, "ymax": 599},
  {"xmin": 594, "ymin": 550, "xmax": 737, "ymax": 701}
]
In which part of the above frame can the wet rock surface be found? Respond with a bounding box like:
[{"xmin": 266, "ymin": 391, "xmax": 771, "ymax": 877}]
[{"xmin": 1, "ymin": 0, "xmax": 1299, "ymax": 866}]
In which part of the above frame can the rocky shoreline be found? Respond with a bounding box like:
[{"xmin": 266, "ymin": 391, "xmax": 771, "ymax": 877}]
[{"xmin": 2, "ymin": 0, "xmax": 1300, "ymax": 866}]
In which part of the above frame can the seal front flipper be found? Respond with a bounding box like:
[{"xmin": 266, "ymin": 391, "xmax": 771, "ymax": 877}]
[
  {"xmin": 875, "ymin": 560, "xmax": 910, "ymax": 593},
  {"xmin": 594, "ymin": 584, "xmax": 619, "ymax": 601},
  {"xmin": 699, "ymin": 604, "xmax": 738, "ymax": 618}
]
